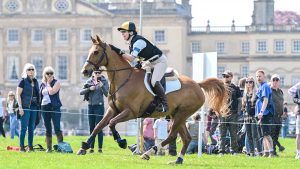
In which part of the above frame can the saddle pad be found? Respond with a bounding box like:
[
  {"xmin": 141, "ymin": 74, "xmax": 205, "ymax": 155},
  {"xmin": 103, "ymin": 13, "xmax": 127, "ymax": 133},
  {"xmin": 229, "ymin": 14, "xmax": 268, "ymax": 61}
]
[{"xmin": 144, "ymin": 73, "xmax": 181, "ymax": 96}]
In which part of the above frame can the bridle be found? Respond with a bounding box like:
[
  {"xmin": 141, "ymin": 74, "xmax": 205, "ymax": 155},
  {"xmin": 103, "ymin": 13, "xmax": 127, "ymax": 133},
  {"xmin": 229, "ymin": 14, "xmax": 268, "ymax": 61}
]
[
  {"xmin": 85, "ymin": 42, "xmax": 134, "ymax": 114},
  {"xmin": 85, "ymin": 42, "xmax": 108, "ymax": 70}
]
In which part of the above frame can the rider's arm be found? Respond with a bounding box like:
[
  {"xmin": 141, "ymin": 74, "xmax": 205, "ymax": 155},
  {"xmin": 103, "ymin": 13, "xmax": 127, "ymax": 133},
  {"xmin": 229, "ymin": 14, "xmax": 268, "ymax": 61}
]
[{"xmin": 121, "ymin": 39, "xmax": 147, "ymax": 62}]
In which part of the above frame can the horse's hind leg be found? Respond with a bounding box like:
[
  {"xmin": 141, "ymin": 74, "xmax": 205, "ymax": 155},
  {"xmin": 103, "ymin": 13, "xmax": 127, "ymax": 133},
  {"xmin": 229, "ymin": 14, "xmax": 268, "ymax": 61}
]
[
  {"xmin": 141, "ymin": 115, "xmax": 182, "ymax": 161},
  {"xmin": 77, "ymin": 107, "xmax": 116, "ymax": 155}
]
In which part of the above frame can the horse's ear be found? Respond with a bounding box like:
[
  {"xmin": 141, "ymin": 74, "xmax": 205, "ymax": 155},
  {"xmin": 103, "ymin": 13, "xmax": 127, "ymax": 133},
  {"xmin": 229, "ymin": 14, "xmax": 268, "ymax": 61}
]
[
  {"xmin": 91, "ymin": 36, "xmax": 97, "ymax": 44},
  {"xmin": 96, "ymin": 35, "xmax": 102, "ymax": 43}
]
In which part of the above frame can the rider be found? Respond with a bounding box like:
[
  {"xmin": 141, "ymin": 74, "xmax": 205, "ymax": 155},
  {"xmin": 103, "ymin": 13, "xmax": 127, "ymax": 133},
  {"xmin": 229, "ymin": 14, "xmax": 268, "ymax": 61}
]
[{"xmin": 111, "ymin": 21, "xmax": 168, "ymax": 112}]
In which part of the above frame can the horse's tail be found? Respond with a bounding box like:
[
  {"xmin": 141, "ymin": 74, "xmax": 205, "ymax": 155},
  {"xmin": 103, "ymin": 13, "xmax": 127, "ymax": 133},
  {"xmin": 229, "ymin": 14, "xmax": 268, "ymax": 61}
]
[{"xmin": 198, "ymin": 78, "xmax": 229, "ymax": 117}]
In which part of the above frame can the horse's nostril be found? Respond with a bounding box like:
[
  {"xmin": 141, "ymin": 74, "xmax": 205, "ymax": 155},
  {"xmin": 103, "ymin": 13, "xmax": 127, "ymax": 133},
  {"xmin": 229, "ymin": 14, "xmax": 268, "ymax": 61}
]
[{"xmin": 82, "ymin": 70, "xmax": 88, "ymax": 74}]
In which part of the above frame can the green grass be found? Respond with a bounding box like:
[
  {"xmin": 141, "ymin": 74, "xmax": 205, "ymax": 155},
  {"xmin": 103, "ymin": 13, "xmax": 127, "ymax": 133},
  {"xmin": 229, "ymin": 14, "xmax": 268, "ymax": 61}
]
[{"xmin": 0, "ymin": 136, "xmax": 299, "ymax": 169}]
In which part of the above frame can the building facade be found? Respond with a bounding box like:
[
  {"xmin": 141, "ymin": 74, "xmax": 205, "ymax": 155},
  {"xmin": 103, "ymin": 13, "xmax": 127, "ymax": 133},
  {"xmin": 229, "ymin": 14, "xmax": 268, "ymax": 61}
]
[
  {"xmin": 187, "ymin": 0, "xmax": 300, "ymax": 103},
  {"xmin": 0, "ymin": 0, "xmax": 191, "ymax": 132}
]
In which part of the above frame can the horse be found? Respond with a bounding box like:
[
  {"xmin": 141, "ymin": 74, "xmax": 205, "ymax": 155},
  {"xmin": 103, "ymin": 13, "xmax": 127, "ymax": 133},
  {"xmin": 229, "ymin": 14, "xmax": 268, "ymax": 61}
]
[{"xmin": 77, "ymin": 35, "xmax": 228, "ymax": 164}]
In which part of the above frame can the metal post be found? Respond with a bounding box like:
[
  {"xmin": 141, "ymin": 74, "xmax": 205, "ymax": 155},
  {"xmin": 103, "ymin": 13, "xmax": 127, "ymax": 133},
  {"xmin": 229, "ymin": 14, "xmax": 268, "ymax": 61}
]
[
  {"xmin": 198, "ymin": 108, "xmax": 205, "ymax": 157},
  {"xmin": 135, "ymin": 0, "xmax": 144, "ymax": 155}
]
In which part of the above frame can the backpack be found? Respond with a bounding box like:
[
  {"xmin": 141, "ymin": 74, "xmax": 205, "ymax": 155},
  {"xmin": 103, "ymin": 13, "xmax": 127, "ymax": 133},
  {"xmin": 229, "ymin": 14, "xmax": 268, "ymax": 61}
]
[{"xmin": 53, "ymin": 142, "xmax": 73, "ymax": 153}]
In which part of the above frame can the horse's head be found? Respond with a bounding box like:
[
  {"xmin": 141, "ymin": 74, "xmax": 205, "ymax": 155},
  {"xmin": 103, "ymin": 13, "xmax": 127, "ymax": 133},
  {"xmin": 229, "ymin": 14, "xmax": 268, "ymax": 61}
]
[{"xmin": 81, "ymin": 35, "xmax": 108, "ymax": 77}]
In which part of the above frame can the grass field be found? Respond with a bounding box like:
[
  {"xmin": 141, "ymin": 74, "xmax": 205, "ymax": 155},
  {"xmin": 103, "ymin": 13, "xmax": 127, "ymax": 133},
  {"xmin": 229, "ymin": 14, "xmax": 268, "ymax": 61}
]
[{"xmin": 0, "ymin": 136, "xmax": 299, "ymax": 169}]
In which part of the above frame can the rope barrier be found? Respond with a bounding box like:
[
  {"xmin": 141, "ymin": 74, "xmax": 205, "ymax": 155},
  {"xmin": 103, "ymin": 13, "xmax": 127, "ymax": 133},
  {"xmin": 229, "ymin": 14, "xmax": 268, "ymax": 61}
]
[{"xmin": 1, "ymin": 106, "xmax": 299, "ymax": 126}]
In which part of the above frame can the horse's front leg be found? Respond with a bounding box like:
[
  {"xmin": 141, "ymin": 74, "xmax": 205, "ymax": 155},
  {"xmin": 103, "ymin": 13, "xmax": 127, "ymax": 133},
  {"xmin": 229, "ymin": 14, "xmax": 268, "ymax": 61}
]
[
  {"xmin": 77, "ymin": 107, "xmax": 116, "ymax": 155},
  {"xmin": 108, "ymin": 108, "xmax": 135, "ymax": 149}
]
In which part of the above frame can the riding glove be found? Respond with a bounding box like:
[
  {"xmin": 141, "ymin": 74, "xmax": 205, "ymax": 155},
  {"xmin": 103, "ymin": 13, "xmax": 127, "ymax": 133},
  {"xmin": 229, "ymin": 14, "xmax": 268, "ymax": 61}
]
[{"xmin": 135, "ymin": 61, "xmax": 142, "ymax": 69}]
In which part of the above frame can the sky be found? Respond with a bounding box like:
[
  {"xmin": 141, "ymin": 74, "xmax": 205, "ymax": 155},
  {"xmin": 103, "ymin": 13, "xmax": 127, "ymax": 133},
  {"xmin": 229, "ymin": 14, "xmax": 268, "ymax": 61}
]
[{"xmin": 190, "ymin": 0, "xmax": 300, "ymax": 26}]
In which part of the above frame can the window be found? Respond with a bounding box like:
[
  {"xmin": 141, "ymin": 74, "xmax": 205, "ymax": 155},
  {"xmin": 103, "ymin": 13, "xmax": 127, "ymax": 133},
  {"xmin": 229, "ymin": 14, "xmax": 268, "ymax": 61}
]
[
  {"xmin": 154, "ymin": 30, "xmax": 165, "ymax": 43},
  {"xmin": 274, "ymin": 40, "xmax": 285, "ymax": 53},
  {"xmin": 292, "ymin": 40, "xmax": 300, "ymax": 53},
  {"xmin": 240, "ymin": 65, "xmax": 249, "ymax": 78},
  {"xmin": 31, "ymin": 29, "xmax": 44, "ymax": 43},
  {"xmin": 280, "ymin": 76, "xmax": 285, "ymax": 87},
  {"xmin": 217, "ymin": 66, "xmax": 225, "ymax": 78},
  {"xmin": 80, "ymin": 55, "xmax": 88, "ymax": 81},
  {"xmin": 216, "ymin": 42, "xmax": 225, "ymax": 54},
  {"xmin": 7, "ymin": 29, "xmax": 19, "ymax": 43},
  {"xmin": 56, "ymin": 29, "xmax": 68, "ymax": 43},
  {"xmin": 291, "ymin": 75, "xmax": 300, "ymax": 85},
  {"xmin": 256, "ymin": 40, "xmax": 267, "ymax": 52},
  {"xmin": 6, "ymin": 0, "xmax": 19, "ymax": 12},
  {"xmin": 55, "ymin": 0, "xmax": 69, "ymax": 12},
  {"xmin": 191, "ymin": 41, "xmax": 201, "ymax": 53},
  {"xmin": 57, "ymin": 55, "xmax": 68, "ymax": 80},
  {"xmin": 81, "ymin": 29, "xmax": 92, "ymax": 42},
  {"xmin": 241, "ymin": 41, "xmax": 249, "ymax": 54},
  {"xmin": 32, "ymin": 56, "xmax": 43, "ymax": 80},
  {"xmin": 7, "ymin": 56, "xmax": 19, "ymax": 81}
]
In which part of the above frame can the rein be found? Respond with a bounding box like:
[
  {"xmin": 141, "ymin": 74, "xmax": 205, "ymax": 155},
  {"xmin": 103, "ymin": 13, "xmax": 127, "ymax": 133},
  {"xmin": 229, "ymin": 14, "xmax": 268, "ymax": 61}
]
[{"xmin": 86, "ymin": 42, "xmax": 134, "ymax": 114}]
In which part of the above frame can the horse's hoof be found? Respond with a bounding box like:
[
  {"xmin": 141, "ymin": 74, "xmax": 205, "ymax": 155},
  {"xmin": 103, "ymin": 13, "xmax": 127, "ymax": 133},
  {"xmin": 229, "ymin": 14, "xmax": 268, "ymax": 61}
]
[
  {"xmin": 76, "ymin": 149, "xmax": 87, "ymax": 155},
  {"xmin": 141, "ymin": 153, "xmax": 150, "ymax": 160},
  {"xmin": 167, "ymin": 157, "xmax": 183, "ymax": 165},
  {"xmin": 117, "ymin": 139, "xmax": 127, "ymax": 149}
]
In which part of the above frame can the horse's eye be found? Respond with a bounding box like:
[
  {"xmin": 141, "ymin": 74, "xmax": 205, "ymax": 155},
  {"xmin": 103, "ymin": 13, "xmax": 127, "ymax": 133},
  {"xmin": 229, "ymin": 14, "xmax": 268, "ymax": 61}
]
[{"xmin": 93, "ymin": 51, "xmax": 99, "ymax": 55}]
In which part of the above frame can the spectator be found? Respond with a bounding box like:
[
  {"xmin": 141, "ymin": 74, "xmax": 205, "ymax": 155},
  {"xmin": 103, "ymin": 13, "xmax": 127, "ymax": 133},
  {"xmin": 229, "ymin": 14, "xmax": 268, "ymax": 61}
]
[
  {"xmin": 281, "ymin": 102, "xmax": 289, "ymax": 138},
  {"xmin": 270, "ymin": 74, "xmax": 285, "ymax": 155},
  {"xmin": 0, "ymin": 91, "xmax": 6, "ymax": 138},
  {"xmin": 16, "ymin": 63, "xmax": 40, "ymax": 152},
  {"xmin": 80, "ymin": 70, "xmax": 108, "ymax": 153},
  {"xmin": 40, "ymin": 66, "xmax": 64, "ymax": 153},
  {"xmin": 6, "ymin": 91, "xmax": 20, "ymax": 139},
  {"xmin": 186, "ymin": 113, "xmax": 205, "ymax": 154},
  {"xmin": 288, "ymin": 82, "xmax": 300, "ymax": 159},
  {"xmin": 242, "ymin": 76, "xmax": 262, "ymax": 156},
  {"xmin": 153, "ymin": 117, "xmax": 169, "ymax": 155},
  {"xmin": 207, "ymin": 109, "xmax": 218, "ymax": 145},
  {"xmin": 255, "ymin": 70, "xmax": 274, "ymax": 157},
  {"xmin": 143, "ymin": 118, "xmax": 155, "ymax": 151},
  {"xmin": 219, "ymin": 71, "xmax": 242, "ymax": 155}
]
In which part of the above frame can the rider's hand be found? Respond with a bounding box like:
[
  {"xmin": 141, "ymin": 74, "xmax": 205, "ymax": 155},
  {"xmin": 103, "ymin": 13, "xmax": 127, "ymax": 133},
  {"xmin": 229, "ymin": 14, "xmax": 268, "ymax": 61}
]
[{"xmin": 135, "ymin": 61, "xmax": 142, "ymax": 69}]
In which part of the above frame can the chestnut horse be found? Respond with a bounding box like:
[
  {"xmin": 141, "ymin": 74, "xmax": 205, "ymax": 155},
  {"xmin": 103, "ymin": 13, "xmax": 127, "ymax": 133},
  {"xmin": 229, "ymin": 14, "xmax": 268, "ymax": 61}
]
[{"xmin": 77, "ymin": 35, "xmax": 228, "ymax": 164}]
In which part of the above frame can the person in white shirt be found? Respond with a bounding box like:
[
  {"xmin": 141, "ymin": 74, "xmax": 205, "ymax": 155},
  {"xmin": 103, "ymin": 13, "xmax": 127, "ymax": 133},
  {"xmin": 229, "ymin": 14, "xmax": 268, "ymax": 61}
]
[{"xmin": 153, "ymin": 117, "xmax": 169, "ymax": 155}]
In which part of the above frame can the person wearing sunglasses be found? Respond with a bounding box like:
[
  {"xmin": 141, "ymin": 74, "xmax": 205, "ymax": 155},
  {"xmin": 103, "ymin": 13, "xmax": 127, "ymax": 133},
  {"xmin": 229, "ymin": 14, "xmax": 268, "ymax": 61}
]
[
  {"xmin": 242, "ymin": 77, "xmax": 262, "ymax": 156},
  {"xmin": 270, "ymin": 74, "xmax": 285, "ymax": 156},
  {"xmin": 39, "ymin": 66, "xmax": 63, "ymax": 153},
  {"xmin": 80, "ymin": 70, "xmax": 109, "ymax": 153},
  {"xmin": 218, "ymin": 70, "xmax": 242, "ymax": 155},
  {"xmin": 16, "ymin": 63, "xmax": 40, "ymax": 152},
  {"xmin": 110, "ymin": 21, "xmax": 169, "ymax": 113},
  {"xmin": 255, "ymin": 70, "xmax": 275, "ymax": 157}
]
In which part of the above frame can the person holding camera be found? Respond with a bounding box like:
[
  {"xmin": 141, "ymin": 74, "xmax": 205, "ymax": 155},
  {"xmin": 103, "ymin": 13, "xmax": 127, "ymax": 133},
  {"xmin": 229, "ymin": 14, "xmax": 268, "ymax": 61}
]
[
  {"xmin": 16, "ymin": 63, "xmax": 40, "ymax": 152},
  {"xmin": 80, "ymin": 70, "xmax": 108, "ymax": 153},
  {"xmin": 40, "ymin": 66, "xmax": 63, "ymax": 153}
]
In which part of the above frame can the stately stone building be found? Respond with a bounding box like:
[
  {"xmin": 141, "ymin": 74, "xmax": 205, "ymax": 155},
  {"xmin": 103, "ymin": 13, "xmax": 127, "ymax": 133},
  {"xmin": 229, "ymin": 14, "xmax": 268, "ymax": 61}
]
[{"xmin": 0, "ymin": 0, "xmax": 299, "ymax": 132}]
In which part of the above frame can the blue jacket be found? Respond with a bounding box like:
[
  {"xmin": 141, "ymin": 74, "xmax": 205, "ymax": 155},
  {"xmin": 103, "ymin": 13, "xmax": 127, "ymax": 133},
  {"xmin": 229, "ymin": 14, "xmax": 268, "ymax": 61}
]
[
  {"xmin": 40, "ymin": 79, "xmax": 62, "ymax": 108},
  {"xmin": 20, "ymin": 77, "xmax": 40, "ymax": 109}
]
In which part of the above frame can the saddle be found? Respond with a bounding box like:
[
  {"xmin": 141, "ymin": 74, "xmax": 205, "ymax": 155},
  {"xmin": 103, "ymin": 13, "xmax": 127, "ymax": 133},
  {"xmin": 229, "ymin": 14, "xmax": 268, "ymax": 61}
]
[
  {"xmin": 144, "ymin": 67, "xmax": 181, "ymax": 96},
  {"xmin": 141, "ymin": 68, "xmax": 181, "ymax": 117}
]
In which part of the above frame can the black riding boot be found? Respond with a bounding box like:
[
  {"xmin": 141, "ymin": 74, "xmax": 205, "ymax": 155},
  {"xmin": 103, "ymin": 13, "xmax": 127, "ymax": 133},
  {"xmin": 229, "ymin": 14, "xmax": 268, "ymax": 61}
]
[
  {"xmin": 154, "ymin": 81, "xmax": 169, "ymax": 112},
  {"xmin": 46, "ymin": 136, "xmax": 52, "ymax": 153}
]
